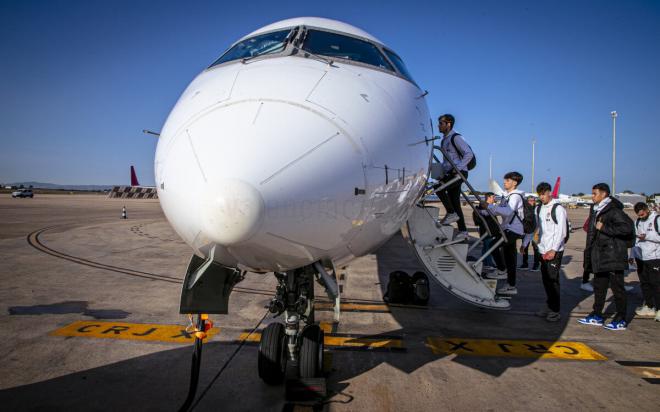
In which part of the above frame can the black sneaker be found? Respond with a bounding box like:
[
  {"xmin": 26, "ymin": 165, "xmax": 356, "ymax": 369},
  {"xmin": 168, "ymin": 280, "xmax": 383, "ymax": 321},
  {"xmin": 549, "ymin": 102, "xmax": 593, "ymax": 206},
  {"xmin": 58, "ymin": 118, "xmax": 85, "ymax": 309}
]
[{"xmin": 519, "ymin": 263, "xmax": 528, "ymax": 269}]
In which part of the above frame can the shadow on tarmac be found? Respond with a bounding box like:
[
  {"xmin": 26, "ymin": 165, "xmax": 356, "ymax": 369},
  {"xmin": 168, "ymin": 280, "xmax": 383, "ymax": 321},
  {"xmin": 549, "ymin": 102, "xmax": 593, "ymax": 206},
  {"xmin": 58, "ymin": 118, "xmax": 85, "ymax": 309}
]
[{"xmin": 325, "ymin": 233, "xmax": 641, "ymax": 398}]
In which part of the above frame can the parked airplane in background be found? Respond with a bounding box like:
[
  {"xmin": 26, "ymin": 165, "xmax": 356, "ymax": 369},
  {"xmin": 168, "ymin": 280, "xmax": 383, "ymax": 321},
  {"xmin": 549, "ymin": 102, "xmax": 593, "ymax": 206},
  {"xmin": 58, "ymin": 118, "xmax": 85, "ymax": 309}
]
[{"xmin": 130, "ymin": 166, "xmax": 140, "ymax": 187}]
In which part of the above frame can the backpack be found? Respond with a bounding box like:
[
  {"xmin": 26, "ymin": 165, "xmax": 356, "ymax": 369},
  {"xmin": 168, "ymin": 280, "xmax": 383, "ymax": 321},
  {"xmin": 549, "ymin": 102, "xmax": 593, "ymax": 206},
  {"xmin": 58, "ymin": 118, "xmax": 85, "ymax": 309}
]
[
  {"xmin": 536, "ymin": 203, "xmax": 570, "ymax": 243},
  {"xmin": 509, "ymin": 193, "xmax": 536, "ymax": 234},
  {"xmin": 450, "ymin": 133, "xmax": 477, "ymax": 171},
  {"xmin": 411, "ymin": 271, "xmax": 430, "ymax": 305},
  {"xmin": 384, "ymin": 271, "xmax": 430, "ymax": 305},
  {"xmin": 384, "ymin": 271, "xmax": 413, "ymax": 304}
]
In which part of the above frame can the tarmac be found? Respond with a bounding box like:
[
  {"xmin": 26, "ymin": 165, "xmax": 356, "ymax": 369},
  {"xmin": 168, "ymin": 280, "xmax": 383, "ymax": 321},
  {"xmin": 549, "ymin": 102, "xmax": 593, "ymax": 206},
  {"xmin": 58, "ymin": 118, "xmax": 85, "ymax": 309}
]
[{"xmin": 0, "ymin": 194, "xmax": 658, "ymax": 411}]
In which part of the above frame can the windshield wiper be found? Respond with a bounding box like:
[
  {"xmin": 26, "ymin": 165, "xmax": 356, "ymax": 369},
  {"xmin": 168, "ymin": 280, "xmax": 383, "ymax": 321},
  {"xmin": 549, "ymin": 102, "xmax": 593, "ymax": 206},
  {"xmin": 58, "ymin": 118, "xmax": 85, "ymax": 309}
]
[{"xmin": 302, "ymin": 50, "xmax": 335, "ymax": 66}]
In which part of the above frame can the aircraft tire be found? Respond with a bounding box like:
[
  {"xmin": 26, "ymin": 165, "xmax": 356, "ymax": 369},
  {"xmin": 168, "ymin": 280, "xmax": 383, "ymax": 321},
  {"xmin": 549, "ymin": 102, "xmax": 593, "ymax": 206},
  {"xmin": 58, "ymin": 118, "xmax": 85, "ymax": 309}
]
[
  {"xmin": 299, "ymin": 324, "xmax": 324, "ymax": 378},
  {"xmin": 258, "ymin": 322, "xmax": 286, "ymax": 385}
]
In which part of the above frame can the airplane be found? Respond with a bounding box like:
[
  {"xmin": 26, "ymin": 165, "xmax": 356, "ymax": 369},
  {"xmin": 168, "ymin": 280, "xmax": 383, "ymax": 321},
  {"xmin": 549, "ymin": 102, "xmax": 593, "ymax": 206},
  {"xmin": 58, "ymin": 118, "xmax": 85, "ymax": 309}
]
[
  {"xmin": 154, "ymin": 17, "xmax": 506, "ymax": 403},
  {"xmin": 130, "ymin": 165, "xmax": 140, "ymax": 187},
  {"xmin": 108, "ymin": 166, "xmax": 157, "ymax": 199}
]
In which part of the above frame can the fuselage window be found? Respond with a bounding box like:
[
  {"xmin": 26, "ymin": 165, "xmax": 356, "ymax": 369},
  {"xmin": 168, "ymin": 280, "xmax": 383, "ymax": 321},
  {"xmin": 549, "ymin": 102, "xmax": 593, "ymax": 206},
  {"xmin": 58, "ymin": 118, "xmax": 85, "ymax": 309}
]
[
  {"xmin": 383, "ymin": 49, "xmax": 417, "ymax": 85},
  {"xmin": 210, "ymin": 29, "xmax": 292, "ymax": 67},
  {"xmin": 302, "ymin": 30, "xmax": 394, "ymax": 71}
]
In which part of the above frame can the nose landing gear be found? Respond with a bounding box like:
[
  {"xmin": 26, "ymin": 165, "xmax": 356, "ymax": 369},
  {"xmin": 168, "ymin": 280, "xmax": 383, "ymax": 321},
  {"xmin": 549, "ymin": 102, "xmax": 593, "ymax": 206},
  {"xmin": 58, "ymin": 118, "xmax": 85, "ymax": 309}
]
[{"xmin": 259, "ymin": 266, "xmax": 332, "ymax": 384}]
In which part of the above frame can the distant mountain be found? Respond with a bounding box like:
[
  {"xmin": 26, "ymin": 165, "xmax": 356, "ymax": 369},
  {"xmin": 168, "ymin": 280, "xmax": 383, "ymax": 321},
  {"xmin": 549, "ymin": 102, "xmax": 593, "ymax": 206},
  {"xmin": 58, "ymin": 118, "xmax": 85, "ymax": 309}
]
[{"xmin": 5, "ymin": 182, "xmax": 114, "ymax": 191}]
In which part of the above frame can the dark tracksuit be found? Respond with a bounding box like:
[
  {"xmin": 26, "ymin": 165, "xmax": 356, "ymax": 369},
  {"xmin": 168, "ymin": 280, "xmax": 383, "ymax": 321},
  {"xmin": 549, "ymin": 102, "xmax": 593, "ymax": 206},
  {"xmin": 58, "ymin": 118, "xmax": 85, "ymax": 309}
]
[
  {"xmin": 541, "ymin": 252, "xmax": 563, "ymax": 312},
  {"xmin": 636, "ymin": 259, "xmax": 660, "ymax": 310},
  {"xmin": 435, "ymin": 131, "xmax": 474, "ymax": 232},
  {"xmin": 633, "ymin": 213, "xmax": 660, "ymax": 310},
  {"xmin": 584, "ymin": 198, "xmax": 635, "ymax": 320},
  {"xmin": 522, "ymin": 235, "xmax": 541, "ymax": 268},
  {"xmin": 473, "ymin": 208, "xmax": 505, "ymax": 269}
]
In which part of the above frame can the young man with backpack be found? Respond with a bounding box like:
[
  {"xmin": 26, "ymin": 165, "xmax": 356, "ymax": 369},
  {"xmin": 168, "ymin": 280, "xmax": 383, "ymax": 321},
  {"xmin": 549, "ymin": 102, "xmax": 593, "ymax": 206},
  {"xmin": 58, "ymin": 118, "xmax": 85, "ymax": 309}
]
[
  {"xmin": 533, "ymin": 182, "xmax": 568, "ymax": 322},
  {"xmin": 433, "ymin": 114, "xmax": 476, "ymax": 239},
  {"xmin": 484, "ymin": 171, "xmax": 533, "ymax": 296},
  {"xmin": 578, "ymin": 183, "xmax": 635, "ymax": 331},
  {"xmin": 630, "ymin": 202, "xmax": 660, "ymax": 321}
]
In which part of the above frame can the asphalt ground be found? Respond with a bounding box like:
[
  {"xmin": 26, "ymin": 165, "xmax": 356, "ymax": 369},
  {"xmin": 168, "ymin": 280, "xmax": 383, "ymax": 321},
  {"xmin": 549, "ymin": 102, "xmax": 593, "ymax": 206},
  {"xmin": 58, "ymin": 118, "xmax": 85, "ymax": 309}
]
[{"xmin": 0, "ymin": 194, "xmax": 658, "ymax": 411}]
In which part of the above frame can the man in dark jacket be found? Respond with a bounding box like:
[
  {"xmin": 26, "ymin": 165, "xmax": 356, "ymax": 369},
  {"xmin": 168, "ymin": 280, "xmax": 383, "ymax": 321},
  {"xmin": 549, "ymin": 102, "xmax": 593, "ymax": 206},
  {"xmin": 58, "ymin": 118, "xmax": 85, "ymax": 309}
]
[{"xmin": 578, "ymin": 183, "xmax": 634, "ymax": 331}]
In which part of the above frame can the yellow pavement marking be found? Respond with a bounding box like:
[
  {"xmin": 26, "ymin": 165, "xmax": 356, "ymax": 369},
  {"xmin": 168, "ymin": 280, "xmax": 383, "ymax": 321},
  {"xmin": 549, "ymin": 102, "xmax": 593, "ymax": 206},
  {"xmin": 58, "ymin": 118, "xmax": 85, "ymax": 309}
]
[
  {"xmin": 239, "ymin": 331, "xmax": 403, "ymax": 349},
  {"xmin": 426, "ymin": 337, "xmax": 606, "ymax": 361},
  {"xmin": 51, "ymin": 320, "xmax": 219, "ymax": 344},
  {"xmin": 319, "ymin": 322, "xmax": 333, "ymax": 334}
]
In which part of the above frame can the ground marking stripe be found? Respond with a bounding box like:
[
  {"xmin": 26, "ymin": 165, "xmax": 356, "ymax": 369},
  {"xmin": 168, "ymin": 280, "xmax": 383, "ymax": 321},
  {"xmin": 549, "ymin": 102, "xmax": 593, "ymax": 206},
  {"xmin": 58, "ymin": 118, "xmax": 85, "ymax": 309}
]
[
  {"xmin": 51, "ymin": 320, "xmax": 219, "ymax": 344},
  {"xmin": 426, "ymin": 337, "xmax": 607, "ymax": 361},
  {"xmin": 239, "ymin": 331, "xmax": 404, "ymax": 350}
]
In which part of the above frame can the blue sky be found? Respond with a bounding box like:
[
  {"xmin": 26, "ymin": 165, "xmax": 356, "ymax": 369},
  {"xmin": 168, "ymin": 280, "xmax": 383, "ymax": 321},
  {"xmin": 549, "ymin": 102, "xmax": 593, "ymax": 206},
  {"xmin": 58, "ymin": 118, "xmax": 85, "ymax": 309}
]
[{"xmin": 1, "ymin": 0, "xmax": 658, "ymax": 194}]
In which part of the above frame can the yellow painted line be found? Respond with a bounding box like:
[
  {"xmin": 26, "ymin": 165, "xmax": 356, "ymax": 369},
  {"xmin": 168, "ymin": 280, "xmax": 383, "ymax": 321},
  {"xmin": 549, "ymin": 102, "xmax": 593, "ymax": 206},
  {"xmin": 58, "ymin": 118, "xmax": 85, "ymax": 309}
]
[
  {"xmin": 314, "ymin": 302, "xmax": 390, "ymax": 312},
  {"xmin": 426, "ymin": 337, "xmax": 607, "ymax": 361},
  {"xmin": 51, "ymin": 320, "xmax": 219, "ymax": 344},
  {"xmin": 324, "ymin": 335, "xmax": 403, "ymax": 349},
  {"xmin": 239, "ymin": 332, "xmax": 403, "ymax": 349},
  {"xmin": 319, "ymin": 322, "xmax": 333, "ymax": 334}
]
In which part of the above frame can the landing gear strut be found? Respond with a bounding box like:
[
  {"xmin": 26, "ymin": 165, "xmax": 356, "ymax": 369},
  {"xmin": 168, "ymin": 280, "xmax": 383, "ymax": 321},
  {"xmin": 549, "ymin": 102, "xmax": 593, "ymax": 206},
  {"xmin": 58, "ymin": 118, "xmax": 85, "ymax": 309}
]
[{"xmin": 259, "ymin": 267, "xmax": 326, "ymax": 383}]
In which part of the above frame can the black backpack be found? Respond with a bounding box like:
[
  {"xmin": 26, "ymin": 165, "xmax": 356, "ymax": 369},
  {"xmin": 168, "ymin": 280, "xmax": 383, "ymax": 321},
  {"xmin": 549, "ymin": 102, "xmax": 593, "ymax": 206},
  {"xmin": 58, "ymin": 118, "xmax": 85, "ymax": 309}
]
[
  {"xmin": 384, "ymin": 271, "xmax": 413, "ymax": 304},
  {"xmin": 411, "ymin": 271, "xmax": 430, "ymax": 305},
  {"xmin": 509, "ymin": 193, "xmax": 536, "ymax": 234},
  {"xmin": 384, "ymin": 271, "xmax": 430, "ymax": 305},
  {"xmin": 536, "ymin": 203, "xmax": 570, "ymax": 243},
  {"xmin": 450, "ymin": 133, "xmax": 477, "ymax": 171}
]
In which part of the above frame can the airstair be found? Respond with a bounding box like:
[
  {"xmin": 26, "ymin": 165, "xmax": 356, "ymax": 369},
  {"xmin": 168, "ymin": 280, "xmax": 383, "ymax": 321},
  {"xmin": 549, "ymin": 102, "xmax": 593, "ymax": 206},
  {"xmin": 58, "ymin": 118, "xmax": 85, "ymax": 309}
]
[{"xmin": 402, "ymin": 143, "xmax": 511, "ymax": 310}]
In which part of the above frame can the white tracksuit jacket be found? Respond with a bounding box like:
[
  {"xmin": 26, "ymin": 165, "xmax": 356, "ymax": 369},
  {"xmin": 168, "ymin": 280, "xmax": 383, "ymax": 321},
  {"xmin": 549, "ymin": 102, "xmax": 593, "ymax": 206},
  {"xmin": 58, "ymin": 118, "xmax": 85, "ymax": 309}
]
[
  {"xmin": 633, "ymin": 211, "xmax": 660, "ymax": 261},
  {"xmin": 536, "ymin": 199, "xmax": 567, "ymax": 254}
]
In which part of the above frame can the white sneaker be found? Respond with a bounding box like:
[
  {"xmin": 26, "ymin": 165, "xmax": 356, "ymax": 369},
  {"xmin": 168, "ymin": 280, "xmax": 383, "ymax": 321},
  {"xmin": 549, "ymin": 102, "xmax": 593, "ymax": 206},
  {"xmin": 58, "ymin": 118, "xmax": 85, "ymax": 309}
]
[
  {"xmin": 655, "ymin": 310, "xmax": 660, "ymax": 322},
  {"xmin": 624, "ymin": 285, "xmax": 634, "ymax": 292},
  {"xmin": 497, "ymin": 285, "xmax": 517, "ymax": 295},
  {"xmin": 454, "ymin": 231, "xmax": 469, "ymax": 241},
  {"xmin": 580, "ymin": 282, "xmax": 594, "ymax": 292},
  {"xmin": 440, "ymin": 213, "xmax": 459, "ymax": 225},
  {"xmin": 485, "ymin": 270, "xmax": 507, "ymax": 280},
  {"xmin": 483, "ymin": 265, "xmax": 496, "ymax": 272},
  {"xmin": 546, "ymin": 311, "xmax": 561, "ymax": 322},
  {"xmin": 635, "ymin": 305, "xmax": 656, "ymax": 317}
]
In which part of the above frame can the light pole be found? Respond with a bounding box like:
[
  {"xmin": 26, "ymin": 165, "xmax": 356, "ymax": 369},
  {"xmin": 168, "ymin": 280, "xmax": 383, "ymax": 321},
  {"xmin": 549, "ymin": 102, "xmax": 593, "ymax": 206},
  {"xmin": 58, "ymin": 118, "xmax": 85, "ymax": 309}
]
[
  {"xmin": 611, "ymin": 111, "xmax": 617, "ymax": 195},
  {"xmin": 531, "ymin": 137, "xmax": 536, "ymax": 193}
]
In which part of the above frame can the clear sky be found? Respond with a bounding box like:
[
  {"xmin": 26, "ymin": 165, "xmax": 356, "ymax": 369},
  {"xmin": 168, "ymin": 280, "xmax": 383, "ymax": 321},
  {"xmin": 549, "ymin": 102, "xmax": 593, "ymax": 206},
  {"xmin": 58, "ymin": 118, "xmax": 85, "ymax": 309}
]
[{"xmin": 1, "ymin": 0, "xmax": 658, "ymax": 194}]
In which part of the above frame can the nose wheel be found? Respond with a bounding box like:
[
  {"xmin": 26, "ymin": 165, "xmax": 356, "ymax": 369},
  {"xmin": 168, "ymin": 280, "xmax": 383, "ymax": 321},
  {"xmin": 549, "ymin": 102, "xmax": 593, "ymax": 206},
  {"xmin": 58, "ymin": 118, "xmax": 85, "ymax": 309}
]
[
  {"xmin": 299, "ymin": 324, "xmax": 324, "ymax": 378},
  {"xmin": 258, "ymin": 267, "xmax": 329, "ymax": 384},
  {"xmin": 258, "ymin": 323, "xmax": 287, "ymax": 385}
]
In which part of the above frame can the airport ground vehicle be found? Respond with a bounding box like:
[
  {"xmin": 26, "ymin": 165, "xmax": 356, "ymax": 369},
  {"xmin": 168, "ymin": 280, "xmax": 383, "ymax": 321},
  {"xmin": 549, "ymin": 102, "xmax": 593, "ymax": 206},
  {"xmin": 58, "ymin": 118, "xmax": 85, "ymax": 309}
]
[{"xmin": 11, "ymin": 189, "xmax": 33, "ymax": 198}]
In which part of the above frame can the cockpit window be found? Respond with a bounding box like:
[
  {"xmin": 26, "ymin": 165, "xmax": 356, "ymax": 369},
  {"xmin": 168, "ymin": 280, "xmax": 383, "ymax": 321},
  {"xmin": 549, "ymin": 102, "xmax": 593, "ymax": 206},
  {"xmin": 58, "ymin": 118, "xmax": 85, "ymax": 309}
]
[
  {"xmin": 383, "ymin": 49, "xmax": 417, "ymax": 85},
  {"xmin": 302, "ymin": 30, "xmax": 394, "ymax": 71},
  {"xmin": 210, "ymin": 29, "xmax": 292, "ymax": 67}
]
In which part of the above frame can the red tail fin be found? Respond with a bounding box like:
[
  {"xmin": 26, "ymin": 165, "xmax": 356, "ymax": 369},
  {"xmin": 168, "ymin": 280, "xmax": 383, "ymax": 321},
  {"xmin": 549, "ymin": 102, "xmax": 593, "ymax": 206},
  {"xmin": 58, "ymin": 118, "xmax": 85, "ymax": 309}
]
[
  {"xmin": 130, "ymin": 166, "xmax": 140, "ymax": 187},
  {"xmin": 551, "ymin": 177, "xmax": 561, "ymax": 199}
]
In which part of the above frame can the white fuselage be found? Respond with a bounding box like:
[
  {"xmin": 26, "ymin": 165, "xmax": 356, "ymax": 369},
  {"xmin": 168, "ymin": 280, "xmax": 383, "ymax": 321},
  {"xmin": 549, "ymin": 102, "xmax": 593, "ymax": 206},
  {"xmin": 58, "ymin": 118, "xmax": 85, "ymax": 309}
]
[{"xmin": 155, "ymin": 22, "xmax": 432, "ymax": 272}]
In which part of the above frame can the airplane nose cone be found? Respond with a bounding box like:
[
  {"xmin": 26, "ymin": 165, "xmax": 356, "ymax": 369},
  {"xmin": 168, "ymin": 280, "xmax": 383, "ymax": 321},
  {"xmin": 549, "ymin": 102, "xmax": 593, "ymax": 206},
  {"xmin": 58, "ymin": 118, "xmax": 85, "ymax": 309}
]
[{"xmin": 201, "ymin": 179, "xmax": 265, "ymax": 245}]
